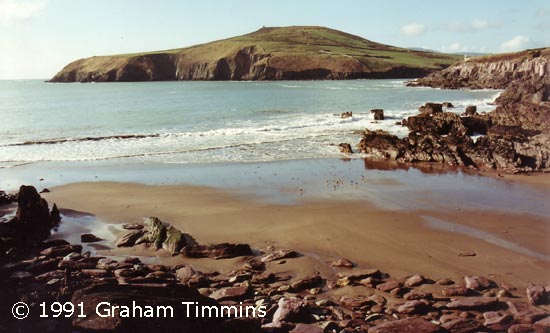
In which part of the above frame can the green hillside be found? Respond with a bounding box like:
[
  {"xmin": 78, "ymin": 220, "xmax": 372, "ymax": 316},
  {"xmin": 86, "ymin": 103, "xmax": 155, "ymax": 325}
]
[{"xmin": 51, "ymin": 26, "xmax": 462, "ymax": 82}]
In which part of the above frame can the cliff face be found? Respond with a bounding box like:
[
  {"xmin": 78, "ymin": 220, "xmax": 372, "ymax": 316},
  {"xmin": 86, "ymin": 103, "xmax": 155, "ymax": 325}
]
[
  {"xmin": 409, "ymin": 48, "xmax": 550, "ymax": 132},
  {"xmin": 52, "ymin": 54, "xmax": 177, "ymax": 82},
  {"xmin": 409, "ymin": 48, "xmax": 550, "ymax": 89},
  {"xmin": 50, "ymin": 26, "xmax": 461, "ymax": 82}
]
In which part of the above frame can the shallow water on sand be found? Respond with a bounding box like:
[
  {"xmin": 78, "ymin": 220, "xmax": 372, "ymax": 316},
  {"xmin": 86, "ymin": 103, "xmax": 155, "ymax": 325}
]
[{"xmin": 1, "ymin": 158, "xmax": 548, "ymax": 218}]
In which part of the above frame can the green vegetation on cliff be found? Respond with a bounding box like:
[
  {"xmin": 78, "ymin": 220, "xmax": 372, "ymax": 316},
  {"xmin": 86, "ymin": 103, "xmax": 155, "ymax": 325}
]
[{"xmin": 51, "ymin": 26, "xmax": 462, "ymax": 82}]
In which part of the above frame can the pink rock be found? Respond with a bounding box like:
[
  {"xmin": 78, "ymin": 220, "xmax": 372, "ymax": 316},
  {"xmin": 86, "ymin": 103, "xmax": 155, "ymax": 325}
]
[
  {"xmin": 441, "ymin": 318, "xmax": 482, "ymax": 333},
  {"xmin": 527, "ymin": 283, "xmax": 548, "ymax": 306},
  {"xmin": 442, "ymin": 286, "xmax": 469, "ymax": 297},
  {"xmin": 331, "ymin": 258, "xmax": 354, "ymax": 268},
  {"xmin": 483, "ymin": 311, "xmax": 513, "ymax": 331},
  {"xmin": 397, "ymin": 300, "xmax": 428, "ymax": 314},
  {"xmin": 289, "ymin": 323, "xmax": 324, "ymax": 333},
  {"xmin": 508, "ymin": 324, "xmax": 536, "ymax": 333},
  {"xmin": 376, "ymin": 280, "xmax": 401, "ymax": 292},
  {"xmin": 507, "ymin": 301, "xmax": 548, "ymax": 324},
  {"xmin": 534, "ymin": 316, "xmax": 550, "ymax": 333},
  {"xmin": 209, "ymin": 285, "xmax": 250, "ymax": 302},
  {"xmin": 447, "ymin": 297, "xmax": 498, "ymax": 310},
  {"xmin": 464, "ymin": 275, "xmax": 492, "ymax": 290},
  {"xmin": 339, "ymin": 296, "xmax": 372, "ymax": 308},
  {"xmin": 368, "ymin": 317, "xmax": 442, "ymax": 333},
  {"xmin": 405, "ymin": 274, "xmax": 426, "ymax": 287},
  {"xmin": 271, "ymin": 297, "xmax": 308, "ymax": 325}
]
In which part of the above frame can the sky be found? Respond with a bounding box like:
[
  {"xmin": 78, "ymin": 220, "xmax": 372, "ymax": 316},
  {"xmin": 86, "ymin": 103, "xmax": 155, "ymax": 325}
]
[{"xmin": 1, "ymin": 0, "xmax": 549, "ymax": 79}]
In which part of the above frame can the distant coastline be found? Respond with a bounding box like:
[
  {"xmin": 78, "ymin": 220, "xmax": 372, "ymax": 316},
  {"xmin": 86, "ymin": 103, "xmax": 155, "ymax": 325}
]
[{"xmin": 49, "ymin": 26, "xmax": 461, "ymax": 83}]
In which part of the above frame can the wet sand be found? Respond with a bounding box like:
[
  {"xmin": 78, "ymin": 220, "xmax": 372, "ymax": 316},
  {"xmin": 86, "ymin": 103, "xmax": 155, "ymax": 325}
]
[{"xmin": 43, "ymin": 181, "xmax": 550, "ymax": 290}]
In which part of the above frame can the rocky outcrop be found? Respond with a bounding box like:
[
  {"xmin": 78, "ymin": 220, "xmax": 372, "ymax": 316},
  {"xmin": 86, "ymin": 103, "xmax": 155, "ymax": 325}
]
[
  {"xmin": 1, "ymin": 207, "xmax": 549, "ymax": 333},
  {"xmin": 358, "ymin": 109, "xmax": 550, "ymax": 173},
  {"xmin": 50, "ymin": 26, "xmax": 459, "ymax": 82},
  {"xmin": 408, "ymin": 48, "xmax": 550, "ymax": 90},
  {"xmin": 359, "ymin": 48, "xmax": 550, "ymax": 174},
  {"xmin": 0, "ymin": 186, "xmax": 59, "ymax": 257},
  {"xmin": 115, "ymin": 217, "xmax": 252, "ymax": 259}
]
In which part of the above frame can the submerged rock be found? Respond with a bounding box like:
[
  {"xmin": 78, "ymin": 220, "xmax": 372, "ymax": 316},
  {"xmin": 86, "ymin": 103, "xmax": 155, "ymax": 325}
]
[
  {"xmin": 81, "ymin": 234, "xmax": 103, "ymax": 243},
  {"xmin": 341, "ymin": 111, "xmax": 353, "ymax": 119},
  {"xmin": 338, "ymin": 143, "xmax": 353, "ymax": 154}
]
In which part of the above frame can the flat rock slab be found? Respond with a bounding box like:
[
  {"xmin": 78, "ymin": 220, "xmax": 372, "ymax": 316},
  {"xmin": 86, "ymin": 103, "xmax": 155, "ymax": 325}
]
[
  {"xmin": 209, "ymin": 285, "xmax": 251, "ymax": 302},
  {"xmin": 368, "ymin": 317, "xmax": 443, "ymax": 333},
  {"xmin": 442, "ymin": 286, "xmax": 469, "ymax": 297},
  {"xmin": 534, "ymin": 316, "xmax": 550, "ymax": 333},
  {"xmin": 441, "ymin": 318, "xmax": 482, "ymax": 333},
  {"xmin": 289, "ymin": 323, "xmax": 324, "ymax": 333},
  {"xmin": 447, "ymin": 297, "xmax": 498, "ymax": 310},
  {"xmin": 261, "ymin": 249, "xmax": 298, "ymax": 263}
]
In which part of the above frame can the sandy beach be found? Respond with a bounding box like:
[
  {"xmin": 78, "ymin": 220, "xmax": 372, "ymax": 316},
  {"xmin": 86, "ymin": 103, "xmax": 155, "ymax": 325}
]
[{"xmin": 42, "ymin": 179, "xmax": 550, "ymax": 291}]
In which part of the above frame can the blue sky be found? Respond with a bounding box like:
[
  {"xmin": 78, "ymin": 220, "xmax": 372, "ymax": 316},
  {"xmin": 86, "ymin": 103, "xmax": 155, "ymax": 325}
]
[{"xmin": 1, "ymin": 0, "xmax": 549, "ymax": 79}]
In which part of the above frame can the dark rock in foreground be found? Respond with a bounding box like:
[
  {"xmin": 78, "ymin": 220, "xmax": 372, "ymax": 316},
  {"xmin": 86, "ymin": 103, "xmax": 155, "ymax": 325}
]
[
  {"xmin": 72, "ymin": 283, "xmax": 222, "ymax": 333},
  {"xmin": 368, "ymin": 317, "xmax": 443, "ymax": 333}
]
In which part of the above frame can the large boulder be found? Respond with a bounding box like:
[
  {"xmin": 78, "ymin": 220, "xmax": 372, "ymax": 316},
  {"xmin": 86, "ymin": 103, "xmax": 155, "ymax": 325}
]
[
  {"xmin": 131, "ymin": 217, "xmax": 197, "ymax": 254},
  {"xmin": 0, "ymin": 186, "xmax": 57, "ymax": 247},
  {"xmin": 371, "ymin": 109, "xmax": 385, "ymax": 120}
]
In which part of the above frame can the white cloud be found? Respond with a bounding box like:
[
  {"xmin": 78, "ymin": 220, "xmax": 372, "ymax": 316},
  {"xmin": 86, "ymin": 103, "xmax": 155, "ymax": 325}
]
[
  {"xmin": 439, "ymin": 43, "xmax": 488, "ymax": 54},
  {"xmin": 448, "ymin": 42, "xmax": 462, "ymax": 51},
  {"xmin": 471, "ymin": 19, "xmax": 490, "ymax": 30},
  {"xmin": 440, "ymin": 42, "xmax": 464, "ymax": 53},
  {"xmin": 500, "ymin": 35, "xmax": 530, "ymax": 52},
  {"xmin": 448, "ymin": 19, "xmax": 501, "ymax": 33},
  {"xmin": 400, "ymin": 23, "xmax": 425, "ymax": 37},
  {"xmin": 0, "ymin": 0, "xmax": 46, "ymax": 24}
]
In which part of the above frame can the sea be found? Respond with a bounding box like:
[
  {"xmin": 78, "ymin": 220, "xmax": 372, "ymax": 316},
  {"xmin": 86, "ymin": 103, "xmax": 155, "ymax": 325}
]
[
  {"xmin": 2, "ymin": 79, "xmax": 550, "ymax": 259},
  {"xmin": 0, "ymin": 79, "xmax": 500, "ymax": 168}
]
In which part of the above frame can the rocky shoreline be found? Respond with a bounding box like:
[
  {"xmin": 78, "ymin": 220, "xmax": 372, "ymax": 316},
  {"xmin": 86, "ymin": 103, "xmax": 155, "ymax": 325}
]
[
  {"xmin": 347, "ymin": 48, "xmax": 550, "ymax": 175},
  {"xmin": 1, "ymin": 186, "xmax": 549, "ymax": 333}
]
